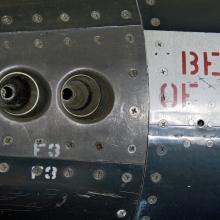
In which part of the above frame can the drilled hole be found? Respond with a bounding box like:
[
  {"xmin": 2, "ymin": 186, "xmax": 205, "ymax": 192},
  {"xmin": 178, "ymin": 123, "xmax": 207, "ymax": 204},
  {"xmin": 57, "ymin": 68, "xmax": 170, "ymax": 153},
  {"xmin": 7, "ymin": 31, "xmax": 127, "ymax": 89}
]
[
  {"xmin": 62, "ymin": 88, "xmax": 73, "ymax": 100},
  {"xmin": 197, "ymin": 119, "xmax": 205, "ymax": 127},
  {"xmin": 96, "ymin": 142, "xmax": 103, "ymax": 151}
]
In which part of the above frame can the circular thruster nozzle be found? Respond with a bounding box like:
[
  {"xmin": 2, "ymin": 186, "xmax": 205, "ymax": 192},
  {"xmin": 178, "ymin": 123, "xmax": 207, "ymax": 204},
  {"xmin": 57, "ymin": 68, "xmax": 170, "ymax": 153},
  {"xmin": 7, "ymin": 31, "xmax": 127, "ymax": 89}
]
[{"xmin": 60, "ymin": 70, "xmax": 114, "ymax": 124}]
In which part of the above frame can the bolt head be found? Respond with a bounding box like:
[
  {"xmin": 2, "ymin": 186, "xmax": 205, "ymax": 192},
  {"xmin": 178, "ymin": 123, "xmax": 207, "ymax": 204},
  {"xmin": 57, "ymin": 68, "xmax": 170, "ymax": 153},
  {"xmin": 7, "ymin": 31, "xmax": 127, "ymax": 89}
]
[
  {"xmin": 32, "ymin": 14, "xmax": 43, "ymax": 23},
  {"xmin": 129, "ymin": 106, "xmax": 140, "ymax": 118},
  {"xmin": 121, "ymin": 172, "xmax": 133, "ymax": 183},
  {"xmin": 125, "ymin": 33, "xmax": 135, "ymax": 44},
  {"xmin": 93, "ymin": 169, "xmax": 105, "ymax": 181},
  {"xmin": 121, "ymin": 10, "xmax": 132, "ymax": 19},
  {"xmin": 91, "ymin": 11, "xmax": 101, "ymax": 20},
  {"xmin": 128, "ymin": 145, "xmax": 136, "ymax": 154},
  {"xmin": 156, "ymin": 145, "xmax": 168, "ymax": 157},
  {"xmin": 63, "ymin": 167, "xmax": 74, "ymax": 178},
  {"xmin": 183, "ymin": 139, "xmax": 191, "ymax": 148},
  {"xmin": 1, "ymin": 16, "xmax": 13, "ymax": 25},
  {"xmin": 60, "ymin": 13, "xmax": 70, "ymax": 22},
  {"xmin": 146, "ymin": 0, "xmax": 156, "ymax": 6},
  {"xmin": 117, "ymin": 209, "xmax": 127, "ymax": 218},
  {"xmin": 3, "ymin": 136, "xmax": 13, "ymax": 146},
  {"xmin": 0, "ymin": 162, "xmax": 9, "ymax": 173},
  {"xmin": 147, "ymin": 195, "xmax": 158, "ymax": 205},
  {"xmin": 34, "ymin": 38, "xmax": 44, "ymax": 49},
  {"xmin": 150, "ymin": 172, "xmax": 162, "ymax": 183},
  {"xmin": 150, "ymin": 17, "xmax": 160, "ymax": 27}
]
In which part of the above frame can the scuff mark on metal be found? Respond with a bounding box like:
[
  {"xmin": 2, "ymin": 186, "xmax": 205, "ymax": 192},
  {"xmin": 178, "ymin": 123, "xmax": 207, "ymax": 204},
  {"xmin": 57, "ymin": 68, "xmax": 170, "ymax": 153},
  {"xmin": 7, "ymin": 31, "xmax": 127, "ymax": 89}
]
[
  {"xmin": 56, "ymin": 194, "xmax": 68, "ymax": 208},
  {"xmin": 198, "ymin": 76, "xmax": 216, "ymax": 90},
  {"xmin": 87, "ymin": 191, "xmax": 123, "ymax": 199}
]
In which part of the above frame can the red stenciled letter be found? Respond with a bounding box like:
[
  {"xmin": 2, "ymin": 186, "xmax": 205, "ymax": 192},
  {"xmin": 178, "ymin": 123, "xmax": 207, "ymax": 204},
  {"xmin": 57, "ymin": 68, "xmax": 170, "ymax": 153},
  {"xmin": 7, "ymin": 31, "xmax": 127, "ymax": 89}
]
[
  {"xmin": 211, "ymin": 52, "xmax": 220, "ymax": 76},
  {"xmin": 204, "ymin": 52, "xmax": 212, "ymax": 75},
  {"xmin": 190, "ymin": 51, "xmax": 199, "ymax": 75},
  {"xmin": 182, "ymin": 51, "xmax": 187, "ymax": 75},
  {"xmin": 182, "ymin": 83, "xmax": 199, "ymax": 107},
  {"xmin": 160, "ymin": 83, "xmax": 177, "ymax": 108}
]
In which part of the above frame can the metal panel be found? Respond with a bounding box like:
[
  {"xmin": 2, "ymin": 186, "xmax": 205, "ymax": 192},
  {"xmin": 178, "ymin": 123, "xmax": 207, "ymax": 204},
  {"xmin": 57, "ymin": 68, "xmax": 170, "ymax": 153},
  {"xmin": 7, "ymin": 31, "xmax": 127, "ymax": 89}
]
[
  {"xmin": 0, "ymin": 26, "xmax": 148, "ymax": 165},
  {"xmin": 136, "ymin": 30, "xmax": 220, "ymax": 220},
  {"xmin": 0, "ymin": 8, "xmax": 148, "ymax": 219},
  {"xmin": 145, "ymin": 30, "xmax": 220, "ymax": 127},
  {"xmin": 138, "ymin": 0, "xmax": 220, "ymax": 33},
  {"xmin": 0, "ymin": 0, "xmax": 140, "ymax": 31}
]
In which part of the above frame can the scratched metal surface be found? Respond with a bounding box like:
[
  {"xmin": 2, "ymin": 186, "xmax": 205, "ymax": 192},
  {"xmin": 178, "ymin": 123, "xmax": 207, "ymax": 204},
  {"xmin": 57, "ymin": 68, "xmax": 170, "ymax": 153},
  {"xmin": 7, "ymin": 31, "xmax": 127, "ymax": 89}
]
[
  {"xmin": 136, "ymin": 31, "xmax": 220, "ymax": 220},
  {"xmin": 0, "ymin": 1, "xmax": 149, "ymax": 219},
  {"xmin": 0, "ymin": 26, "xmax": 148, "ymax": 165},
  {"xmin": 0, "ymin": 156, "xmax": 143, "ymax": 219}
]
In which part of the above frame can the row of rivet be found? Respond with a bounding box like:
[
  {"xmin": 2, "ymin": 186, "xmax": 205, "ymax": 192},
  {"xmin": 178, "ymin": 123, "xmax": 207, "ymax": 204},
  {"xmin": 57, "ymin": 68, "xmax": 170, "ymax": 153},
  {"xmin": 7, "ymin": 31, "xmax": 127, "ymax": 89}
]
[
  {"xmin": 0, "ymin": 33, "xmax": 135, "ymax": 50},
  {"xmin": 0, "ymin": 10, "xmax": 133, "ymax": 26}
]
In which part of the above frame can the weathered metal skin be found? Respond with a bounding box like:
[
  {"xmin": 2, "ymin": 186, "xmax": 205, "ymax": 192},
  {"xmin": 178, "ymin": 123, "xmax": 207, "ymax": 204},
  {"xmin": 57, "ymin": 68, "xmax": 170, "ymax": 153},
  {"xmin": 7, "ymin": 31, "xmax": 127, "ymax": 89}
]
[
  {"xmin": 0, "ymin": 0, "xmax": 148, "ymax": 219},
  {"xmin": 137, "ymin": 31, "xmax": 220, "ymax": 220},
  {"xmin": 0, "ymin": 1, "xmax": 220, "ymax": 220}
]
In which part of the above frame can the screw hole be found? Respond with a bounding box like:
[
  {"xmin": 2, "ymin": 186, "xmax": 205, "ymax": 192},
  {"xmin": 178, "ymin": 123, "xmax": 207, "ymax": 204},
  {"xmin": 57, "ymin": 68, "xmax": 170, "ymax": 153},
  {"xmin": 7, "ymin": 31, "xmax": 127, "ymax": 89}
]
[
  {"xmin": 62, "ymin": 88, "xmax": 73, "ymax": 101},
  {"xmin": 197, "ymin": 119, "xmax": 205, "ymax": 127},
  {"xmin": 96, "ymin": 142, "xmax": 103, "ymax": 151}
]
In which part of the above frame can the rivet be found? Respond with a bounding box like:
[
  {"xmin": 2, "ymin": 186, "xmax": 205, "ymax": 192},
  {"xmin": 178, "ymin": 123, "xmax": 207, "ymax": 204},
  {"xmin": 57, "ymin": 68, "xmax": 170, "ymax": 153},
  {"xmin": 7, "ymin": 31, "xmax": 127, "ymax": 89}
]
[
  {"xmin": 63, "ymin": 167, "xmax": 74, "ymax": 178},
  {"xmin": 125, "ymin": 33, "xmax": 135, "ymax": 44},
  {"xmin": 1, "ymin": 16, "xmax": 13, "ymax": 25},
  {"xmin": 128, "ymin": 145, "xmax": 136, "ymax": 154},
  {"xmin": 64, "ymin": 37, "xmax": 73, "ymax": 47},
  {"xmin": 60, "ymin": 12, "xmax": 70, "ymax": 22},
  {"xmin": 150, "ymin": 17, "xmax": 161, "ymax": 27},
  {"xmin": 150, "ymin": 172, "xmax": 162, "ymax": 183},
  {"xmin": 0, "ymin": 162, "xmax": 10, "ymax": 173},
  {"xmin": 91, "ymin": 11, "xmax": 101, "ymax": 20},
  {"xmin": 117, "ymin": 209, "xmax": 127, "ymax": 218},
  {"xmin": 121, "ymin": 10, "xmax": 132, "ymax": 19},
  {"xmin": 31, "ymin": 166, "xmax": 43, "ymax": 177},
  {"xmin": 147, "ymin": 195, "xmax": 158, "ymax": 205},
  {"xmin": 161, "ymin": 68, "xmax": 168, "ymax": 76},
  {"xmin": 2, "ymin": 40, "xmax": 12, "ymax": 49},
  {"xmin": 65, "ymin": 141, "xmax": 75, "ymax": 150},
  {"xmin": 155, "ymin": 40, "xmax": 164, "ymax": 48},
  {"xmin": 94, "ymin": 35, "xmax": 102, "ymax": 45},
  {"xmin": 207, "ymin": 140, "xmax": 214, "ymax": 148},
  {"xmin": 121, "ymin": 172, "xmax": 133, "ymax": 183},
  {"xmin": 141, "ymin": 216, "xmax": 151, "ymax": 220},
  {"xmin": 146, "ymin": 0, "xmax": 156, "ymax": 6},
  {"xmin": 93, "ymin": 169, "xmax": 105, "ymax": 181},
  {"xmin": 129, "ymin": 106, "xmax": 140, "ymax": 118},
  {"xmin": 32, "ymin": 13, "xmax": 43, "ymax": 24},
  {"xmin": 33, "ymin": 38, "xmax": 44, "ymax": 49},
  {"xmin": 183, "ymin": 139, "xmax": 191, "ymax": 148},
  {"xmin": 156, "ymin": 145, "xmax": 168, "ymax": 157},
  {"xmin": 3, "ymin": 136, "xmax": 13, "ymax": 146},
  {"xmin": 207, "ymin": 122, "xmax": 213, "ymax": 128},
  {"xmin": 159, "ymin": 119, "xmax": 168, "ymax": 128},
  {"xmin": 128, "ymin": 69, "xmax": 138, "ymax": 77}
]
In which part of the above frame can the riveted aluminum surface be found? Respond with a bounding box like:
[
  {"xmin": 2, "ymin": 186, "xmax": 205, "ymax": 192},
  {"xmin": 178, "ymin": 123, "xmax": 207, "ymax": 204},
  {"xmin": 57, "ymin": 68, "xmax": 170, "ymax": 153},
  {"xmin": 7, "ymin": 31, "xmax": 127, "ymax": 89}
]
[
  {"xmin": 0, "ymin": 0, "xmax": 140, "ymax": 31},
  {"xmin": 0, "ymin": 26, "xmax": 148, "ymax": 165},
  {"xmin": 145, "ymin": 31, "xmax": 220, "ymax": 127},
  {"xmin": 136, "ymin": 31, "xmax": 220, "ymax": 220}
]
